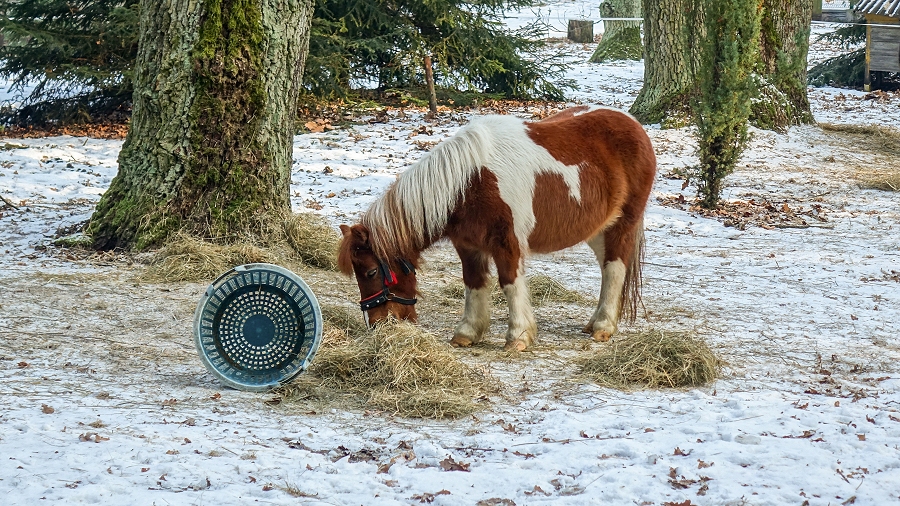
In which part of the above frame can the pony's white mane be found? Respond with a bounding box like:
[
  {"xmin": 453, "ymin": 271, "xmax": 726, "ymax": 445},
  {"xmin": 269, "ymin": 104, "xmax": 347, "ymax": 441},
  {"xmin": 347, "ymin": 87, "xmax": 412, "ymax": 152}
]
[{"xmin": 363, "ymin": 115, "xmax": 523, "ymax": 259}]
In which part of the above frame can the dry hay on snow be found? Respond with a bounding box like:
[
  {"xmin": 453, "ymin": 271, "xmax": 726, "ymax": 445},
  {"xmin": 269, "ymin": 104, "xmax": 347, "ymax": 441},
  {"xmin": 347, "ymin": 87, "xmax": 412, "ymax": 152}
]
[
  {"xmin": 304, "ymin": 319, "xmax": 492, "ymax": 419},
  {"xmin": 579, "ymin": 329, "xmax": 720, "ymax": 389},
  {"xmin": 441, "ymin": 274, "xmax": 589, "ymax": 307},
  {"xmin": 145, "ymin": 213, "xmax": 339, "ymax": 282},
  {"xmin": 144, "ymin": 232, "xmax": 280, "ymax": 283},
  {"xmin": 282, "ymin": 212, "xmax": 340, "ymax": 270},
  {"xmin": 820, "ymin": 123, "xmax": 900, "ymax": 191},
  {"xmin": 855, "ymin": 167, "xmax": 900, "ymax": 192},
  {"xmin": 320, "ymin": 303, "xmax": 368, "ymax": 338}
]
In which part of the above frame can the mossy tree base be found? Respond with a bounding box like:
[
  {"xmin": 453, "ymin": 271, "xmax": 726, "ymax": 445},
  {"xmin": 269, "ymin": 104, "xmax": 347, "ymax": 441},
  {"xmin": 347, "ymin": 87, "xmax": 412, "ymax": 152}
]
[
  {"xmin": 629, "ymin": 0, "xmax": 702, "ymax": 125},
  {"xmin": 590, "ymin": 25, "xmax": 642, "ymax": 63},
  {"xmin": 754, "ymin": 0, "xmax": 814, "ymax": 130},
  {"xmin": 88, "ymin": 0, "xmax": 314, "ymax": 250}
]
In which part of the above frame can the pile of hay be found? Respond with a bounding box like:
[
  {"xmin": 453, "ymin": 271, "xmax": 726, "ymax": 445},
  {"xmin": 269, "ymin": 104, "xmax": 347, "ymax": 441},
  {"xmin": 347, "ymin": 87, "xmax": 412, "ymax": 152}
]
[
  {"xmin": 820, "ymin": 123, "xmax": 900, "ymax": 192},
  {"xmin": 308, "ymin": 319, "xmax": 491, "ymax": 418},
  {"xmin": 579, "ymin": 329, "xmax": 720, "ymax": 389},
  {"xmin": 144, "ymin": 212, "xmax": 339, "ymax": 283},
  {"xmin": 282, "ymin": 212, "xmax": 340, "ymax": 270},
  {"xmin": 145, "ymin": 232, "xmax": 280, "ymax": 283},
  {"xmin": 528, "ymin": 274, "xmax": 589, "ymax": 306},
  {"xmin": 320, "ymin": 303, "xmax": 368, "ymax": 338},
  {"xmin": 440, "ymin": 274, "xmax": 588, "ymax": 307},
  {"xmin": 855, "ymin": 168, "xmax": 900, "ymax": 192}
]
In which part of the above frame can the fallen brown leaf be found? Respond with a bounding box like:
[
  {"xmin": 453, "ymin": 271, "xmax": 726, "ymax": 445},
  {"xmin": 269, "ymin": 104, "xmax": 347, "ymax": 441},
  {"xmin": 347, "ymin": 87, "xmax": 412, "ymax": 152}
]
[{"xmin": 439, "ymin": 456, "xmax": 470, "ymax": 472}]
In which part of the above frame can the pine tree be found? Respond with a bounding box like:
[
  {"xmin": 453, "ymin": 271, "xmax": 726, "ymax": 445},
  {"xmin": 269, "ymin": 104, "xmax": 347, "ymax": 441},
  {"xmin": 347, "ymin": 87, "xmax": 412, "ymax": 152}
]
[
  {"xmin": 0, "ymin": 0, "xmax": 570, "ymax": 126},
  {"xmin": 694, "ymin": 0, "xmax": 760, "ymax": 209},
  {"xmin": 807, "ymin": 23, "xmax": 868, "ymax": 88},
  {"xmin": 304, "ymin": 0, "xmax": 571, "ymax": 100},
  {"xmin": 0, "ymin": 0, "xmax": 139, "ymax": 126}
]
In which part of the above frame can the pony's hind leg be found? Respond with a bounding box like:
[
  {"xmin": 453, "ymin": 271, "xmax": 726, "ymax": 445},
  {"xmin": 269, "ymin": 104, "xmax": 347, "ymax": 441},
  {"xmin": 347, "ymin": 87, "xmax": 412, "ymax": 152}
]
[
  {"xmin": 450, "ymin": 246, "xmax": 492, "ymax": 348},
  {"xmin": 584, "ymin": 225, "xmax": 632, "ymax": 342},
  {"xmin": 495, "ymin": 254, "xmax": 537, "ymax": 351}
]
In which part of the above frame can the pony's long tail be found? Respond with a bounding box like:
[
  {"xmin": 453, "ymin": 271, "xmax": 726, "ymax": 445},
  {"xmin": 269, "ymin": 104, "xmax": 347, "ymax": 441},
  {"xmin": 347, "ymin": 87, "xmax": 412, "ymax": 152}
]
[{"xmin": 621, "ymin": 215, "xmax": 645, "ymax": 323}]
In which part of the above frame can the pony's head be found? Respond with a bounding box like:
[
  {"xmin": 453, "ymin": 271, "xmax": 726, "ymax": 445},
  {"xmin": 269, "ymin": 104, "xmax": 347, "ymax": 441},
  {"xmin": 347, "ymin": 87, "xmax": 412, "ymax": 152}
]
[{"xmin": 338, "ymin": 224, "xmax": 418, "ymax": 326}]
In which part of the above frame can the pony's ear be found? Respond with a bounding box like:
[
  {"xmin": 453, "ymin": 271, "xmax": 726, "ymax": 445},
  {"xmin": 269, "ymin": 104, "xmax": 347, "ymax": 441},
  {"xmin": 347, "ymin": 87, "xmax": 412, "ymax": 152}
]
[
  {"xmin": 339, "ymin": 224, "xmax": 351, "ymax": 237},
  {"xmin": 351, "ymin": 224, "xmax": 370, "ymax": 246}
]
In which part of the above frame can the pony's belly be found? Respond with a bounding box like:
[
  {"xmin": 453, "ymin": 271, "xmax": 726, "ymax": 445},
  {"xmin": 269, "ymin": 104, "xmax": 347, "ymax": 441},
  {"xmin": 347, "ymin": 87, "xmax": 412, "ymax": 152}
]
[{"xmin": 527, "ymin": 172, "xmax": 619, "ymax": 253}]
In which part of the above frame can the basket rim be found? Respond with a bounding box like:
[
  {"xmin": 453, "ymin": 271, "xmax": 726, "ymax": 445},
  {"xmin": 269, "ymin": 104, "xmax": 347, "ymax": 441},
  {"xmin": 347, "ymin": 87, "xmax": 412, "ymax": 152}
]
[{"xmin": 192, "ymin": 263, "xmax": 323, "ymax": 392}]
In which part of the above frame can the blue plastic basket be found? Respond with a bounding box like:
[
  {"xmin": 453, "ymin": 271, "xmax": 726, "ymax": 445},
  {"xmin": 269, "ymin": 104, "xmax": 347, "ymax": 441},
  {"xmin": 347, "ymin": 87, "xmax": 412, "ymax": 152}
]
[{"xmin": 193, "ymin": 263, "xmax": 322, "ymax": 392}]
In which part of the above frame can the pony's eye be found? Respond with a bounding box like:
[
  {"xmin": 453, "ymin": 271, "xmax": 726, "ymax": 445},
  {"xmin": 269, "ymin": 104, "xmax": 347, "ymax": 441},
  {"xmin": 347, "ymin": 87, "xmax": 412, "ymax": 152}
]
[{"xmin": 366, "ymin": 268, "xmax": 378, "ymax": 278}]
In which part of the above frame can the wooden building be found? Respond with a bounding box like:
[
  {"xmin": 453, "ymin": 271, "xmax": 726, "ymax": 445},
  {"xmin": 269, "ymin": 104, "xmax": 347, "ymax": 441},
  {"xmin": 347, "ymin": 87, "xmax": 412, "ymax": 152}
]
[{"xmin": 855, "ymin": 0, "xmax": 900, "ymax": 90}]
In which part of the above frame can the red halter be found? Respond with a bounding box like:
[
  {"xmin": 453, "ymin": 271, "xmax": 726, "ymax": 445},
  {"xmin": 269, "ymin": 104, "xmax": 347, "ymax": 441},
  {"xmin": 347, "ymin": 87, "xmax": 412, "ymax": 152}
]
[{"xmin": 359, "ymin": 259, "xmax": 417, "ymax": 312}]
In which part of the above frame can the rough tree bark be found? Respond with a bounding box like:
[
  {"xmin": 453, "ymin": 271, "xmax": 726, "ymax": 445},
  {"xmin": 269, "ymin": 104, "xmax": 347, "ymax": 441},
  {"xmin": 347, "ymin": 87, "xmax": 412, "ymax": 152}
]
[
  {"xmin": 88, "ymin": 0, "xmax": 314, "ymax": 250},
  {"xmin": 629, "ymin": 0, "xmax": 703, "ymax": 124},
  {"xmin": 590, "ymin": 0, "xmax": 643, "ymax": 63},
  {"xmin": 753, "ymin": 0, "xmax": 814, "ymax": 130}
]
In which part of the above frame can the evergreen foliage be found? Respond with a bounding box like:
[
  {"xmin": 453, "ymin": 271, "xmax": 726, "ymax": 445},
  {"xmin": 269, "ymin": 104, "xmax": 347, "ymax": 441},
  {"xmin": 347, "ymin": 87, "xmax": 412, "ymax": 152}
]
[
  {"xmin": 305, "ymin": 0, "xmax": 571, "ymax": 100},
  {"xmin": 693, "ymin": 0, "xmax": 760, "ymax": 209},
  {"xmin": 808, "ymin": 24, "xmax": 868, "ymax": 88},
  {"xmin": 0, "ymin": 0, "xmax": 139, "ymax": 126},
  {"xmin": 0, "ymin": 0, "xmax": 570, "ymax": 125}
]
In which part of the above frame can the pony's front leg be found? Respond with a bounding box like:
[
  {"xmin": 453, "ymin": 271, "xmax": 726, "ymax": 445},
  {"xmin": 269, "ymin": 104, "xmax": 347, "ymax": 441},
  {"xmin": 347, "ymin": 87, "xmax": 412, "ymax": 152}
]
[
  {"xmin": 496, "ymin": 255, "xmax": 536, "ymax": 351},
  {"xmin": 450, "ymin": 247, "xmax": 491, "ymax": 348}
]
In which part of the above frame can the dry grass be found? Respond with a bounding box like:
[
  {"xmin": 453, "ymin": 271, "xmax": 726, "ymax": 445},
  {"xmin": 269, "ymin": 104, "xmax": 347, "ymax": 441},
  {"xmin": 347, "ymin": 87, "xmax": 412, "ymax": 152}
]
[
  {"xmin": 282, "ymin": 212, "xmax": 340, "ymax": 270},
  {"xmin": 143, "ymin": 232, "xmax": 282, "ymax": 283},
  {"xmin": 440, "ymin": 274, "xmax": 589, "ymax": 307},
  {"xmin": 820, "ymin": 123, "xmax": 900, "ymax": 156},
  {"xmin": 320, "ymin": 303, "xmax": 368, "ymax": 339},
  {"xmin": 579, "ymin": 329, "xmax": 720, "ymax": 389},
  {"xmin": 528, "ymin": 274, "xmax": 590, "ymax": 306},
  {"xmin": 855, "ymin": 169, "xmax": 900, "ymax": 192},
  {"xmin": 143, "ymin": 212, "xmax": 339, "ymax": 283},
  {"xmin": 305, "ymin": 318, "xmax": 492, "ymax": 418},
  {"xmin": 820, "ymin": 123, "xmax": 900, "ymax": 191}
]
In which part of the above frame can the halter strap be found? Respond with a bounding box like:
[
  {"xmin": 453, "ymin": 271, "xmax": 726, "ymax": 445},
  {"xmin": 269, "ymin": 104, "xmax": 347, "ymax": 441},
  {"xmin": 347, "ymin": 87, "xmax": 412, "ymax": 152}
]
[{"xmin": 359, "ymin": 258, "xmax": 417, "ymax": 312}]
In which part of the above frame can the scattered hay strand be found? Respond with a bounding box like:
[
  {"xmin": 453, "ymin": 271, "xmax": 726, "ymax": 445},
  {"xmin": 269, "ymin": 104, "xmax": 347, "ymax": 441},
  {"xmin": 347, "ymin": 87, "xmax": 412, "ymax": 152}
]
[
  {"xmin": 579, "ymin": 329, "xmax": 720, "ymax": 389},
  {"xmin": 440, "ymin": 274, "xmax": 589, "ymax": 307},
  {"xmin": 144, "ymin": 232, "xmax": 280, "ymax": 283},
  {"xmin": 308, "ymin": 319, "xmax": 491, "ymax": 418},
  {"xmin": 282, "ymin": 212, "xmax": 339, "ymax": 270}
]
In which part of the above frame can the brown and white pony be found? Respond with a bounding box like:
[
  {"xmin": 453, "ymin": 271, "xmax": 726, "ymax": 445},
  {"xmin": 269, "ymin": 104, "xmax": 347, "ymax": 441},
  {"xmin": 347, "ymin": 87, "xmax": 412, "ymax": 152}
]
[{"xmin": 338, "ymin": 106, "xmax": 656, "ymax": 351}]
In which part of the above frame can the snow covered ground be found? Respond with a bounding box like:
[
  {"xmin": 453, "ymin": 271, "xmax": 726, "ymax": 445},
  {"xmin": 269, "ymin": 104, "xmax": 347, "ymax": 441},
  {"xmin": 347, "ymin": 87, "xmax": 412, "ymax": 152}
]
[{"xmin": 2, "ymin": 2, "xmax": 900, "ymax": 505}]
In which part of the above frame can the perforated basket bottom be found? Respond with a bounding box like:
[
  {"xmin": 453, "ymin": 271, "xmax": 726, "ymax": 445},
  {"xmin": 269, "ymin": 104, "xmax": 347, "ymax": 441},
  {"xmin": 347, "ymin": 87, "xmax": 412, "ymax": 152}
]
[{"xmin": 194, "ymin": 265, "xmax": 321, "ymax": 391}]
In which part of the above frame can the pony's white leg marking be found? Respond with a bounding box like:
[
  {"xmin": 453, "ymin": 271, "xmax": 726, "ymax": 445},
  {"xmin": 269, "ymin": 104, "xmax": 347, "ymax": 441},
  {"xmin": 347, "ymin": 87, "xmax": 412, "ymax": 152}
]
[
  {"xmin": 452, "ymin": 286, "xmax": 491, "ymax": 347},
  {"xmin": 584, "ymin": 233, "xmax": 605, "ymax": 333},
  {"xmin": 502, "ymin": 261, "xmax": 537, "ymax": 351},
  {"xmin": 591, "ymin": 259, "xmax": 626, "ymax": 342}
]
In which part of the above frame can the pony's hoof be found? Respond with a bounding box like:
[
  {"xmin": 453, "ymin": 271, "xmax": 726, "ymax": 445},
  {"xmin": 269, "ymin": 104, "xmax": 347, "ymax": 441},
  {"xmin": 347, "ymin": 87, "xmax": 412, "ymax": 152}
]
[
  {"xmin": 450, "ymin": 335, "xmax": 475, "ymax": 348},
  {"xmin": 503, "ymin": 339, "xmax": 529, "ymax": 352},
  {"xmin": 591, "ymin": 330, "xmax": 612, "ymax": 343}
]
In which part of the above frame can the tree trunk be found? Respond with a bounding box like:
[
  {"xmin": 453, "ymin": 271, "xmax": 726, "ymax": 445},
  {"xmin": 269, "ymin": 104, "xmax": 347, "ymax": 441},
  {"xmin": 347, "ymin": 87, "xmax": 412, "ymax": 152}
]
[
  {"xmin": 590, "ymin": 0, "xmax": 643, "ymax": 63},
  {"xmin": 568, "ymin": 19, "xmax": 594, "ymax": 43},
  {"xmin": 88, "ymin": 0, "xmax": 314, "ymax": 250},
  {"xmin": 629, "ymin": 0, "xmax": 703, "ymax": 124},
  {"xmin": 753, "ymin": 0, "xmax": 814, "ymax": 130}
]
